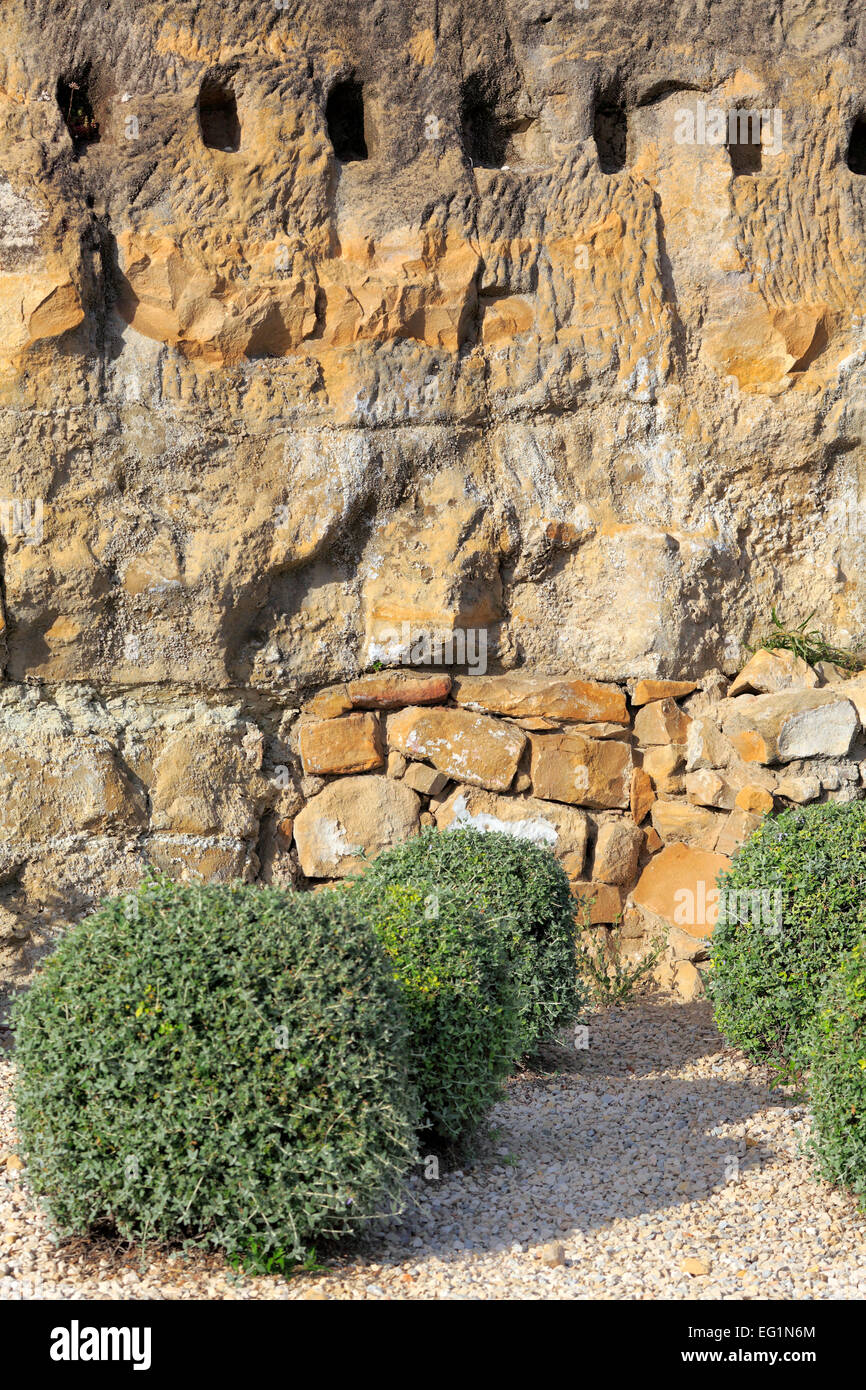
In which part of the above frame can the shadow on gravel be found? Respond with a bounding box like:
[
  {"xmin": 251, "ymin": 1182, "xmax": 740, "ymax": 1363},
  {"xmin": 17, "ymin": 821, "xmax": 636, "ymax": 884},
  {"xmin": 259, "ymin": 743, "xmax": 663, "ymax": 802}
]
[
  {"xmin": 529, "ymin": 997, "xmax": 728, "ymax": 1080},
  {"xmin": 340, "ymin": 997, "xmax": 798, "ymax": 1267},
  {"xmin": 350, "ymin": 1085, "xmax": 781, "ymax": 1264}
]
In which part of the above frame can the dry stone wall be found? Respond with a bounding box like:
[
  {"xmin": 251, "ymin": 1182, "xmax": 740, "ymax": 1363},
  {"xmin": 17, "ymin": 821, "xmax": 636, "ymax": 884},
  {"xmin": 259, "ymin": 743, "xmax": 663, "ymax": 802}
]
[
  {"xmin": 3, "ymin": 650, "xmax": 866, "ymax": 999},
  {"xmin": 3, "ymin": 1, "xmax": 866, "ymax": 993}
]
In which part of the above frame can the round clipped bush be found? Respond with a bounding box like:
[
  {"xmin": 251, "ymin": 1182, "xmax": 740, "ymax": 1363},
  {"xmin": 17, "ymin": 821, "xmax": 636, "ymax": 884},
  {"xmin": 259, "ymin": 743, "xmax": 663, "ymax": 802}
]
[
  {"xmin": 11, "ymin": 875, "xmax": 419, "ymax": 1263},
  {"xmin": 353, "ymin": 826, "xmax": 584, "ymax": 1053},
  {"xmin": 806, "ymin": 941, "xmax": 866, "ymax": 1207},
  {"xmin": 708, "ymin": 802, "xmax": 866, "ymax": 1072},
  {"xmin": 345, "ymin": 876, "xmax": 521, "ymax": 1143}
]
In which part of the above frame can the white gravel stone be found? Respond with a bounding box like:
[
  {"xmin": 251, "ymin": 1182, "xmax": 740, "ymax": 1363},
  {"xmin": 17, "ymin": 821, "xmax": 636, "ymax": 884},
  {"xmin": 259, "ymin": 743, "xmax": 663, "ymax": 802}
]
[{"xmin": 2, "ymin": 1000, "xmax": 865, "ymax": 1299}]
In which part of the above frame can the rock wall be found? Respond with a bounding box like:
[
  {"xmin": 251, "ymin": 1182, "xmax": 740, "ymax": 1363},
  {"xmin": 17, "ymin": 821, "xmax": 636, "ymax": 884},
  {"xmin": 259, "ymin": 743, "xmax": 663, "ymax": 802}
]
[
  {"xmin": 2, "ymin": 1, "xmax": 866, "ymax": 989},
  {"xmin": 3, "ymin": 653, "xmax": 866, "ymax": 996}
]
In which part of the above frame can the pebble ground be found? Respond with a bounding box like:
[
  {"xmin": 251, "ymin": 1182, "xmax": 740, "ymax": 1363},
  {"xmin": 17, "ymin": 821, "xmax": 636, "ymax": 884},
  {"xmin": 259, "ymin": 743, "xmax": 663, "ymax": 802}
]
[{"xmin": 2, "ymin": 998, "xmax": 865, "ymax": 1300}]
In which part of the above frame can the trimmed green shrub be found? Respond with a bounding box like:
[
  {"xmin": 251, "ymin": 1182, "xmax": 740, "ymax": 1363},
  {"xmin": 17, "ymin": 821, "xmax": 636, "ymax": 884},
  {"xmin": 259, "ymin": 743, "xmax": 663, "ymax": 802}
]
[
  {"xmin": 11, "ymin": 874, "xmax": 419, "ymax": 1263},
  {"xmin": 806, "ymin": 940, "xmax": 866, "ymax": 1207},
  {"xmin": 708, "ymin": 802, "xmax": 866, "ymax": 1072},
  {"xmin": 345, "ymin": 877, "xmax": 521, "ymax": 1143},
  {"xmin": 353, "ymin": 827, "xmax": 584, "ymax": 1053}
]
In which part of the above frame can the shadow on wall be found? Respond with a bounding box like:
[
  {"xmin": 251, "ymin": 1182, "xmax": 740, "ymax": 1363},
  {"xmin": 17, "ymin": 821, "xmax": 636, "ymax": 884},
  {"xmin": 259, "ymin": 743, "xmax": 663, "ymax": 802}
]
[
  {"xmin": 198, "ymin": 73, "xmax": 241, "ymax": 152},
  {"xmin": 326, "ymin": 76, "xmax": 368, "ymax": 162}
]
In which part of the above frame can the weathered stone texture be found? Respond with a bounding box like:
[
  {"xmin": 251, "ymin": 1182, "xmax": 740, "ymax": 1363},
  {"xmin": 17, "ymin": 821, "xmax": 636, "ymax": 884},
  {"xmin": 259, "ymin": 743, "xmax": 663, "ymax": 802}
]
[
  {"xmin": 293, "ymin": 775, "xmax": 421, "ymax": 878},
  {"xmin": 298, "ymin": 712, "xmax": 384, "ymax": 775},
  {"xmin": 529, "ymin": 731, "xmax": 632, "ymax": 808},
  {"xmin": 387, "ymin": 706, "xmax": 526, "ymax": 791},
  {"xmin": 433, "ymin": 785, "xmax": 589, "ymax": 866},
  {"xmin": 1, "ymin": 1, "xmax": 866, "ymax": 694},
  {"xmin": 453, "ymin": 676, "xmax": 628, "ymax": 724}
]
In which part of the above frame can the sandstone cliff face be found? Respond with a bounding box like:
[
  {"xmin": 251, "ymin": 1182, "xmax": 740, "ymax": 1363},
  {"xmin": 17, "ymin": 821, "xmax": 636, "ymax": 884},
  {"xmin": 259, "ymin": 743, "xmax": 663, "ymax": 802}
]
[{"xmin": 2, "ymin": 0, "xmax": 866, "ymax": 983}]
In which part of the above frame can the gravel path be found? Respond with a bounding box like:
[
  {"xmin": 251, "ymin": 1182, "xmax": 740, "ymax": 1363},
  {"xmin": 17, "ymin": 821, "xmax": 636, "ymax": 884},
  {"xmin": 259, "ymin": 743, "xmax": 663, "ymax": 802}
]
[{"xmin": 2, "ymin": 998, "xmax": 865, "ymax": 1300}]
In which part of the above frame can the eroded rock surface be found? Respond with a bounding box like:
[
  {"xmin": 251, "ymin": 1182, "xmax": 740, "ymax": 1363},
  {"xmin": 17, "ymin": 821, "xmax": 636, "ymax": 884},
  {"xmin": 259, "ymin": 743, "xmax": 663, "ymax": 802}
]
[{"xmin": 1, "ymin": 1, "xmax": 866, "ymax": 692}]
